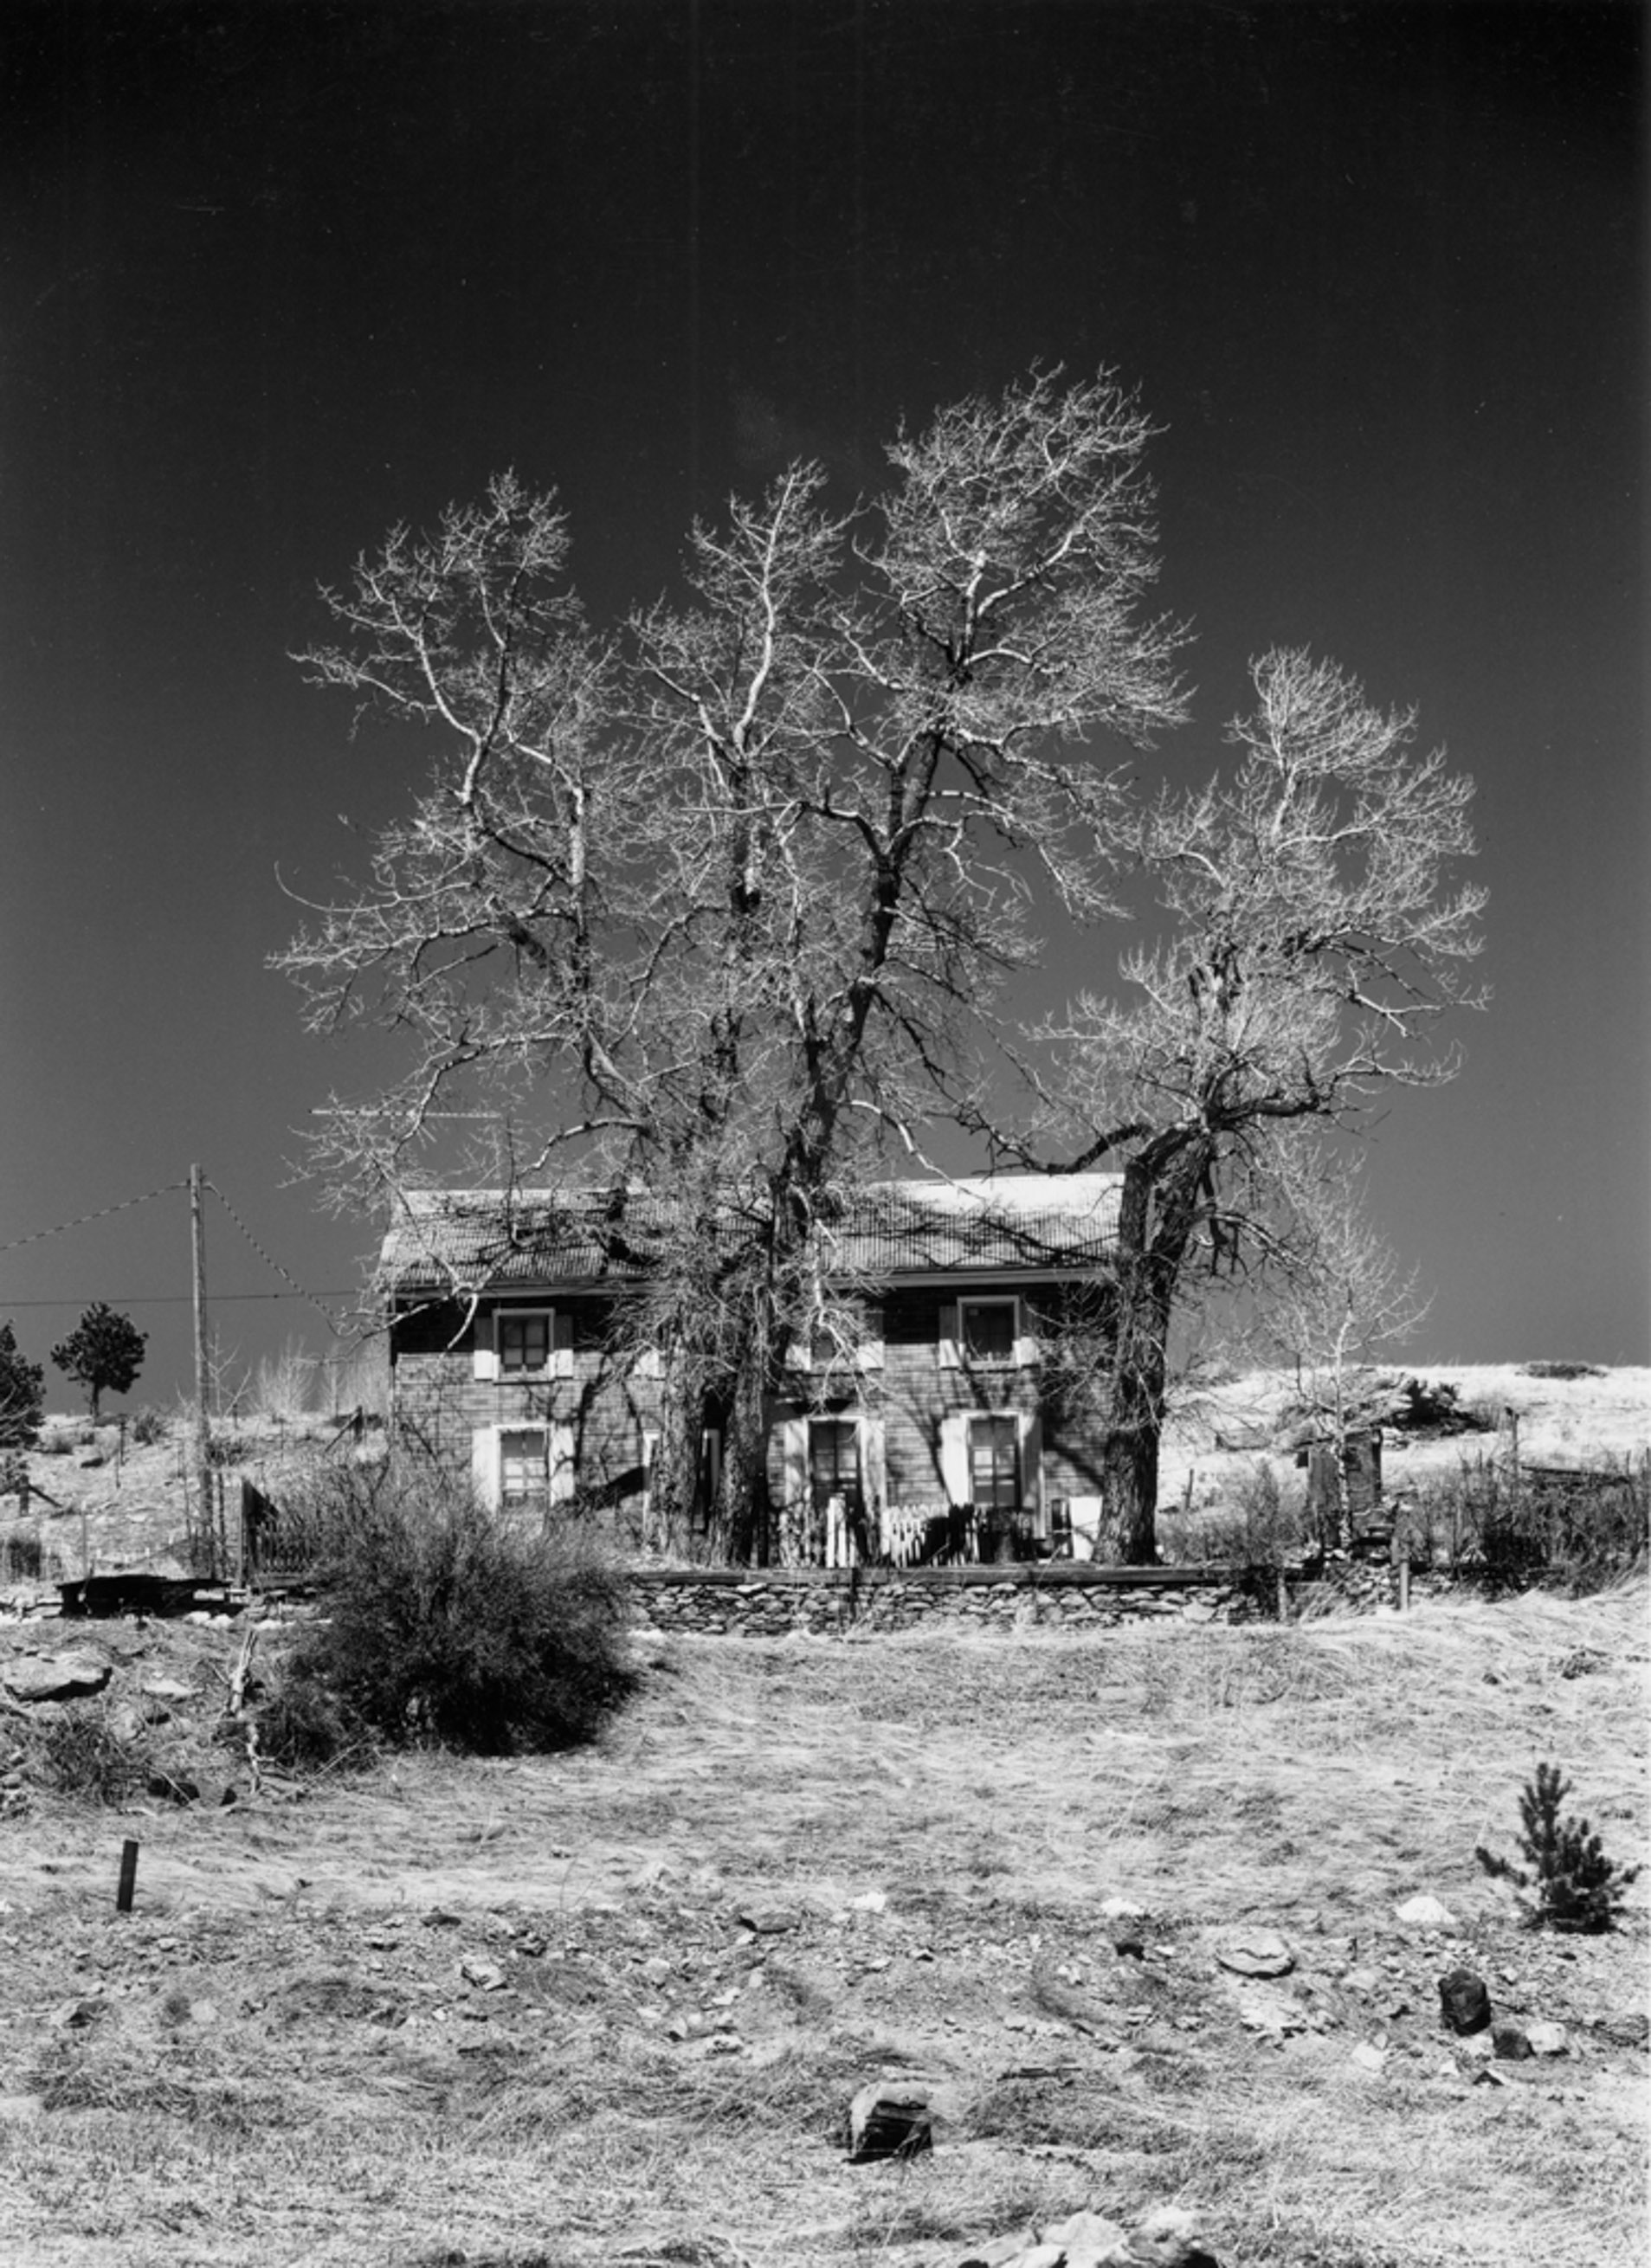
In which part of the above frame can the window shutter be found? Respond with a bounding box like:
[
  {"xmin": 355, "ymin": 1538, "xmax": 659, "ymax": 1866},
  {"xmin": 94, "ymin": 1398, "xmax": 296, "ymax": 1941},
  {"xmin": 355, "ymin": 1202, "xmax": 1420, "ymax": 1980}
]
[
  {"xmin": 552, "ymin": 1308, "xmax": 575, "ymax": 1379},
  {"xmin": 860, "ymin": 1414, "xmax": 887, "ymax": 1544},
  {"xmin": 780, "ymin": 1414, "xmax": 809, "ymax": 1509},
  {"xmin": 938, "ymin": 1413, "xmax": 969, "ymax": 1506},
  {"xmin": 472, "ymin": 1311, "xmax": 498, "ymax": 1383},
  {"xmin": 549, "ymin": 1421, "xmax": 577, "ymax": 1504},
  {"xmin": 1019, "ymin": 1411, "xmax": 1045, "ymax": 1536},
  {"xmin": 635, "ymin": 1345, "xmax": 662, "ymax": 1381},
  {"xmin": 937, "ymin": 1303, "xmax": 960, "ymax": 1370},
  {"xmin": 855, "ymin": 1304, "xmax": 885, "ymax": 1372},
  {"xmin": 471, "ymin": 1426, "xmax": 500, "ymax": 1510},
  {"xmin": 1013, "ymin": 1303, "xmax": 1037, "ymax": 1370}
]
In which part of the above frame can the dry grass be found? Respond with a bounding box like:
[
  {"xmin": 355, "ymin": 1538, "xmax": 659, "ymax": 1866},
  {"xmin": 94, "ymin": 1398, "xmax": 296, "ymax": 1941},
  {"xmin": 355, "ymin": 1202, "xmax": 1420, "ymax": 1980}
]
[{"xmin": 0, "ymin": 1586, "xmax": 1646, "ymax": 2267}]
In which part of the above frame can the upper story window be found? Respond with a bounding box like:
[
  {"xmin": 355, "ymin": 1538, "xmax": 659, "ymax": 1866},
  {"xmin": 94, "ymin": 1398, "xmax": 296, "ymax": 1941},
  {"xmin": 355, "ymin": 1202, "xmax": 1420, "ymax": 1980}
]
[
  {"xmin": 960, "ymin": 1298, "xmax": 1016, "ymax": 1363},
  {"xmin": 499, "ymin": 1311, "xmax": 552, "ymax": 1374}
]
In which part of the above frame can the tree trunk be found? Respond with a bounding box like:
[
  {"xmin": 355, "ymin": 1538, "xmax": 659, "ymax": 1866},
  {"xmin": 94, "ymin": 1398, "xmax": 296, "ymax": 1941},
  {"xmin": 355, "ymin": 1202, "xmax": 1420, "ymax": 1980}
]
[
  {"xmin": 1098, "ymin": 1148, "xmax": 1207, "ymax": 1564},
  {"xmin": 648, "ymin": 1344, "xmax": 703, "ymax": 1560}
]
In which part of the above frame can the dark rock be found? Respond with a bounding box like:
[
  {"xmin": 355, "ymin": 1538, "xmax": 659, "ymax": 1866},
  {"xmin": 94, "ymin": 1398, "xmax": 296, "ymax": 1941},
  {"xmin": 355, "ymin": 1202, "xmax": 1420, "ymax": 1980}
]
[
  {"xmin": 146, "ymin": 1771, "xmax": 201, "ymax": 1805},
  {"xmin": 1113, "ymin": 1930, "xmax": 1146, "ymax": 1960},
  {"xmin": 1492, "ymin": 2020, "xmax": 1532, "ymax": 2060},
  {"xmin": 1438, "ymin": 1968, "xmax": 1492, "ymax": 2034},
  {"xmin": 848, "ymin": 2078, "xmax": 935, "ymax": 2161}
]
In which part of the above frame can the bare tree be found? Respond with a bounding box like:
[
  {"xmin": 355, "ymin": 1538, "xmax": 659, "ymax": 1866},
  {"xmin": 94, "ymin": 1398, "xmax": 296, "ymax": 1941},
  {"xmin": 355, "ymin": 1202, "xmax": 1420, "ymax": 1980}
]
[
  {"xmin": 1255, "ymin": 1144, "xmax": 1429, "ymax": 1543},
  {"xmin": 279, "ymin": 371, "xmax": 1187, "ymax": 1556},
  {"xmin": 1018, "ymin": 648, "xmax": 1485, "ymax": 1560}
]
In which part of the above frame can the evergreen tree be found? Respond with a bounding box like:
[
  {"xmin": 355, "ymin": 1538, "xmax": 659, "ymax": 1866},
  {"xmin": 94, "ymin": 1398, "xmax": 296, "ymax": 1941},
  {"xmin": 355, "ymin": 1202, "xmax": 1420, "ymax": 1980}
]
[
  {"xmin": 0, "ymin": 1322, "xmax": 44, "ymax": 1448},
  {"xmin": 51, "ymin": 1304, "xmax": 147, "ymax": 1421}
]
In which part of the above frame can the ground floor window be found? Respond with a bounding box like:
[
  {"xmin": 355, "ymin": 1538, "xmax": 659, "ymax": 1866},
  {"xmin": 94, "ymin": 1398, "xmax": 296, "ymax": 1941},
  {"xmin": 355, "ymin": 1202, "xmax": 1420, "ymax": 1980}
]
[
  {"xmin": 809, "ymin": 1416, "xmax": 862, "ymax": 1518},
  {"xmin": 968, "ymin": 1414, "xmax": 1020, "ymax": 1511},
  {"xmin": 500, "ymin": 1427, "xmax": 551, "ymax": 1509}
]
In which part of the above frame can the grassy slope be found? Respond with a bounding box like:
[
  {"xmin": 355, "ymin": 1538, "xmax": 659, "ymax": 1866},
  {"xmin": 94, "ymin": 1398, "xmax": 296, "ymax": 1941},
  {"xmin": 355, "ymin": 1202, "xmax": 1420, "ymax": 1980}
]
[{"xmin": 0, "ymin": 1587, "xmax": 1646, "ymax": 2268}]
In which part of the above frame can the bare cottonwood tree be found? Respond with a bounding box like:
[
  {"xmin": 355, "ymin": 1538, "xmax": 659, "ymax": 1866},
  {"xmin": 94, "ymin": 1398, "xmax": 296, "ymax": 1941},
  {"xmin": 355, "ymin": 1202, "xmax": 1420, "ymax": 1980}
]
[
  {"xmin": 280, "ymin": 371, "xmax": 1187, "ymax": 1556},
  {"xmin": 1016, "ymin": 648, "xmax": 1485, "ymax": 1560}
]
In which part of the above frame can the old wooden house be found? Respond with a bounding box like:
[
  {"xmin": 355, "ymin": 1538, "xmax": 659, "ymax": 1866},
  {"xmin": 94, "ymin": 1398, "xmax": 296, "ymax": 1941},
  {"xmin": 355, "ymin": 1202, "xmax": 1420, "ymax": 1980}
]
[{"xmin": 379, "ymin": 1175, "xmax": 1123, "ymax": 1564}]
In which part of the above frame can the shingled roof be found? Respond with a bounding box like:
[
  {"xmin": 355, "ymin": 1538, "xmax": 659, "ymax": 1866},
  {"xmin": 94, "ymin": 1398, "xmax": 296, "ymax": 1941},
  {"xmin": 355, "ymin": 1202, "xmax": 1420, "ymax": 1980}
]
[{"xmin": 378, "ymin": 1175, "xmax": 1123, "ymax": 1296}]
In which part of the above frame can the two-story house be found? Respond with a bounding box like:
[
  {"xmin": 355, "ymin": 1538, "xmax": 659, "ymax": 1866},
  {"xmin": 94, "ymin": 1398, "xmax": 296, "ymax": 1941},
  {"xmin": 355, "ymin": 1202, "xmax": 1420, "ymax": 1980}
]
[{"xmin": 379, "ymin": 1174, "xmax": 1122, "ymax": 1562}]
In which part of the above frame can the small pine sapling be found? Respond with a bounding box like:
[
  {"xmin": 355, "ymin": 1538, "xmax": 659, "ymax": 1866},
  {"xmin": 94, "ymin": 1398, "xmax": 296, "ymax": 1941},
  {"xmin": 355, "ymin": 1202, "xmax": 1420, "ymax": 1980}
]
[{"xmin": 1476, "ymin": 1760, "xmax": 1641, "ymax": 1932}]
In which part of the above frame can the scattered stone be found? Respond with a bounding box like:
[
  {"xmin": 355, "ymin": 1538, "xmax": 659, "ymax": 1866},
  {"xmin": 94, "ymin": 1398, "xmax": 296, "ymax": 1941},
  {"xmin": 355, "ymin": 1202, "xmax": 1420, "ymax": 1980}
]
[
  {"xmin": 848, "ymin": 1889, "xmax": 888, "ymax": 1914},
  {"xmin": 1437, "ymin": 1968, "xmax": 1492, "ymax": 2034},
  {"xmin": 1350, "ymin": 2041, "xmax": 1388, "ymax": 2073},
  {"xmin": 1493, "ymin": 2020, "xmax": 1532, "ymax": 2060},
  {"xmin": 957, "ymin": 2238, "xmax": 1037, "ymax": 2268},
  {"xmin": 1600, "ymin": 2012, "xmax": 1649, "ymax": 2048},
  {"xmin": 1037, "ymin": 2210, "xmax": 1130, "ymax": 2258},
  {"xmin": 1454, "ymin": 2029, "xmax": 1494, "ymax": 2061},
  {"xmin": 847, "ymin": 2078, "xmax": 935, "ymax": 2161},
  {"xmin": 140, "ymin": 1677, "xmax": 196, "ymax": 1702},
  {"xmin": 1525, "ymin": 2020, "xmax": 1570, "ymax": 2057},
  {"xmin": 738, "ymin": 1902, "xmax": 802, "ymax": 1935},
  {"xmin": 1212, "ymin": 1926, "xmax": 1293, "ymax": 1979},
  {"xmin": 460, "ymin": 1956, "xmax": 507, "ymax": 1993},
  {"xmin": 1343, "ymin": 1965, "xmax": 1380, "ymax": 1996},
  {"xmin": 1128, "ymin": 2205, "xmax": 1219, "ymax": 2268},
  {"xmin": 2, "ymin": 1652, "xmax": 112, "ymax": 1703},
  {"xmin": 1099, "ymin": 1896, "xmax": 1146, "ymax": 1921},
  {"xmin": 1112, "ymin": 1930, "xmax": 1146, "ymax": 1961},
  {"xmin": 1235, "ymin": 1988, "xmax": 1307, "ymax": 2039},
  {"xmin": 47, "ymin": 1995, "xmax": 107, "ymax": 2029},
  {"xmin": 1394, "ymin": 1895, "xmax": 1457, "ymax": 1930}
]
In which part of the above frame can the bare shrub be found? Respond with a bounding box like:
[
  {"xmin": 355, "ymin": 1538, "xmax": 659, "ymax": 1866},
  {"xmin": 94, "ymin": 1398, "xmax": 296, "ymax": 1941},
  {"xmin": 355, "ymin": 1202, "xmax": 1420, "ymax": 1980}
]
[
  {"xmin": 253, "ymin": 1338, "xmax": 318, "ymax": 1422},
  {"xmin": 28, "ymin": 1702, "xmax": 152, "ymax": 1805},
  {"xmin": 281, "ymin": 1449, "xmax": 635, "ymax": 1754}
]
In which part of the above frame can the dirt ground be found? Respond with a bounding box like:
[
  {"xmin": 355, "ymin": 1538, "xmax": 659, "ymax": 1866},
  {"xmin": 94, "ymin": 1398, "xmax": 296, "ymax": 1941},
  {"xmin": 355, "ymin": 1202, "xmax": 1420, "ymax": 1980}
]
[{"xmin": 0, "ymin": 1580, "xmax": 1646, "ymax": 2268}]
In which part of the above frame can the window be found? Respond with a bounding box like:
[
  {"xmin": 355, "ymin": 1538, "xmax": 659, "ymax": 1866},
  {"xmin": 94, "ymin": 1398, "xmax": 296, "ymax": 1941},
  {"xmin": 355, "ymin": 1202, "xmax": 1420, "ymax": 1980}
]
[
  {"xmin": 969, "ymin": 1414, "xmax": 1020, "ymax": 1511},
  {"xmin": 499, "ymin": 1311, "xmax": 551, "ymax": 1374},
  {"xmin": 961, "ymin": 1298, "xmax": 1016, "ymax": 1363},
  {"xmin": 500, "ymin": 1427, "xmax": 551, "ymax": 1507},
  {"xmin": 809, "ymin": 1417, "xmax": 862, "ymax": 1518}
]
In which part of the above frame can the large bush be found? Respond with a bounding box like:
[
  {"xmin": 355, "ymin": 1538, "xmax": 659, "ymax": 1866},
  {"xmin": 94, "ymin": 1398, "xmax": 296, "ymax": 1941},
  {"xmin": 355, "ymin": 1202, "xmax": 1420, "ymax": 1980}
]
[{"xmin": 280, "ymin": 1457, "xmax": 635, "ymax": 1754}]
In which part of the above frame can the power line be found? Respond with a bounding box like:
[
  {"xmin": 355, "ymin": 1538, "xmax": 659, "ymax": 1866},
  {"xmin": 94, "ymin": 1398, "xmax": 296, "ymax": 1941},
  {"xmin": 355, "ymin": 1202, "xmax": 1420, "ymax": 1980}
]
[
  {"xmin": 0, "ymin": 1179, "xmax": 188, "ymax": 1256},
  {"xmin": 204, "ymin": 1180, "xmax": 352, "ymax": 1332},
  {"xmin": 0, "ymin": 1291, "xmax": 364, "ymax": 1308}
]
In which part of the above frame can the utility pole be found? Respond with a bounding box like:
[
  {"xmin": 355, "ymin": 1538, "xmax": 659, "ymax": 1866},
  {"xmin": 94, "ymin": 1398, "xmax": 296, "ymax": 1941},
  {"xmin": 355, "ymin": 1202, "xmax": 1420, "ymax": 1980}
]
[{"xmin": 190, "ymin": 1164, "xmax": 215, "ymax": 1575}]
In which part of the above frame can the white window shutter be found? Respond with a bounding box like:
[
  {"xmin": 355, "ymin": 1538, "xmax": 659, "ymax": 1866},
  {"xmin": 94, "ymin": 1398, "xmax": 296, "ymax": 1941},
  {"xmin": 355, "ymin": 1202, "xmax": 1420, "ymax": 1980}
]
[
  {"xmin": 938, "ymin": 1303, "xmax": 960, "ymax": 1370},
  {"xmin": 856, "ymin": 1304, "xmax": 885, "ymax": 1371},
  {"xmin": 472, "ymin": 1310, "xmax": 498, "ymax": 1383},
  {"xmin": 938, "ymin": 1413, "xmax": 969, "ymax": 1506},
  {"xmin": 635, "ymin": 1345, "xmax": 662, "ymax": 1381},
  {"xmin": 549, "ymin": 1422, "xmax": 577, "ymax": 1504},
  {"xmin": 1019, "ymin": 1411, "xmax": 1046, "ymax": 1536},
  {"xmin": 780, "ymin": 1414, "xmax": 809, "ymax": 1508},
  {"xmin": 471, "ymin": 1427, "xmax": 500, "ymax": 1511},
  {"xmin": 1013, "ymin": 1302, "xmax": 1037, "ymax": 1369},
  {"xmin": 552, "ymin": 1308, "xmax": 575, "ymax": 1379},
  {"xmin": 860, "ymin": 1414, "xmax": 887, "ymax": 1541}
]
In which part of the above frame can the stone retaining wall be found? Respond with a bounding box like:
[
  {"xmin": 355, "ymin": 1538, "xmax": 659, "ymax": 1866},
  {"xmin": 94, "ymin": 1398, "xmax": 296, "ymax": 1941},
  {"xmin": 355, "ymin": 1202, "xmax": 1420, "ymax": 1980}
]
[
  {"xmin": 629, "ymin": 1564, "xmax": 1241, "ymax": 1635},
  {"xmin": 626, "ymin": 1556, "xmax": 1441, "ymax": 1636}
]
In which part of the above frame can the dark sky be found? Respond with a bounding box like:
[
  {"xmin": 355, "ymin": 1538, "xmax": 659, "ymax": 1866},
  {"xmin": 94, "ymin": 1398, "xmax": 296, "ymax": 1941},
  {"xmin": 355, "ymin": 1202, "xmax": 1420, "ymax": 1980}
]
[{"xmin": 1, "ymin": 0, "xmax": 1645, "ymax": 1406}]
